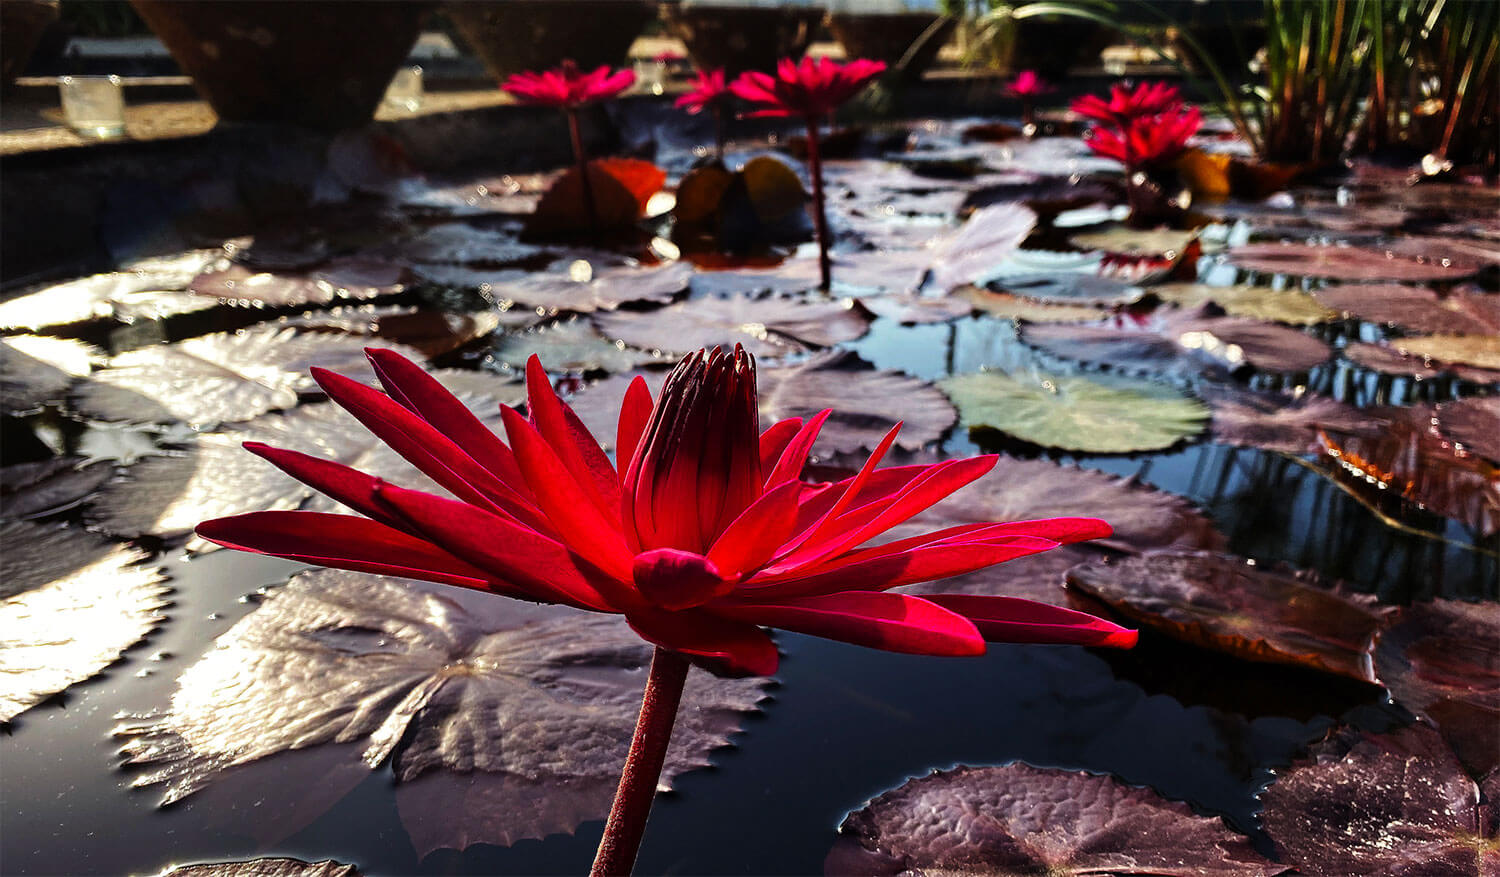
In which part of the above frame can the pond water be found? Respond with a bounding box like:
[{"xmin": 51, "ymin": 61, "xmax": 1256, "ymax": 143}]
[{"xmin": 2, "ymin": 116, "xmax": 1496, "ymax": 876}]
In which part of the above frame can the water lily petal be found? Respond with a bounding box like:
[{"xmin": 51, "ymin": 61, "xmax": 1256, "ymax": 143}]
[
  {"xmin": 922, "ymin": 594, "xmax": 1138, "ymax": 648},
  {"xmin": 715, "ymin": 592, "xmax": 984, "ymax": 656},
  {"xmin": 627, "ymin": 607, "xmax": 780, "ymax": 676}
]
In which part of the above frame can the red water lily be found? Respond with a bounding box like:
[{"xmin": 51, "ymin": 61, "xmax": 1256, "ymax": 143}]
[
  {"xmin": 675, "ymin": 68, "xmax": 729, "ymax": 114},
  {"xmin": 198, "ymin": 346, "xmax": 1133, "ymax": 676},
  {"xmin": 1072, "ymin": 81, "xmax": 1182, "ymax": 124},
  {"xmin": 1005, "ymin": 70, "xmax": 1050, "ymax": 98},
  {"xmin": 501, "ymin": 59, "xmax": 635, "ymax": 109},
  {"xmin": 1085, "ymin": 104, "xmax": 1203, "ymax": 169},
  {"xmin": 730, "ymin": 56, "xmax": 887, "ymax": 119}
]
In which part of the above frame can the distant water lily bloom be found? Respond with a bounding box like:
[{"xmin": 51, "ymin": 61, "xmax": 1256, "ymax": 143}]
[
  {"xmin": 197, "ymin": 346, "xmax": 1133, "ymax": 876},
  {"xmin": 675, "ymin": 67, "xmax": 729, "ymax": 114},
  {"xmin": 1085, "ymin": 104, "xmax": 1203, "ymax": 169},
  {"xmin": 730, "ymin": 57, "xmax": 886, "ymax": 291},
  {"xmin": 1072, "ymin": 81, "xmax": 1182, "ymax": 124},
  {"xmin": 500, "ymin": 59, "xmax": 635, "ymax": 109},
  {"xmin": 1005, "ymin": 70, "xmax": 1050, "ymax": 98}
]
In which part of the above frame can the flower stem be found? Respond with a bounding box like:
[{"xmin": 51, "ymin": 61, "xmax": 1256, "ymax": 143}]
[
  {"xmin": 804, "ymin": 114, "xmax": 831, "ymax": 292},
  {"xmin": 713, "ymin": 104, "xmax": 726, "ymax": 162},
  {"xmin": 590, "ymin": 646, "xmax": 691, "ymax": 877},
  {"xmin": 568, "ymin": 108, "xmax": 601, "ymax": 239}
]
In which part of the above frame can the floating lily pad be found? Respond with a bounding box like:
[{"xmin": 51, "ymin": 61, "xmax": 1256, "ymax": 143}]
[
  {"xmin": 155, "ymin": 858, "xmax": 360, "ymax": 877},
  {"xmin": 1260, "ymin": 725, "xmax": 1498, "ymax": 876},
  {"xmin": 72, "ymin": 328, "xmax": 418, "ymax": 427},
  {"xmin": 1310, "ymin": 284, "xmax": 1500, "ymax": 335},
  {"xmin": 1071, "ymin": 227, "xmax": 1201, "ymax": 259},
  {"xmin": 832, "ymin": 763, "xmax": 1279, "ymax": 877},
  {"xmin": 1150, "ymin": 283, "xmax": 1334, "ymax": 325},
  {"xmin": 926, "ymin": 203, "xmax": 1037, "ymax": 292},
  {"xmin": 965, "ymin": 287, "xmax": 1112, "ymax": 322},
  {"xmin": 117, "ymin": 569, "xmax": 768, "ymax": 852},
  {"xmin": 1436, "ymin": 397, "xmax": 1500, "ymax": 465},
  {"xmin": 1065, "ymin": 551, "xmax": 1392, "ymax": 682},
  {"xmin": 1204, "ymin": 387, "xmax": 1388, "ymax": 456},
  {"xmin": 492, "ymin": 317, "xmax": 663, "ymax": 374},
  {"xmin": 1343, "ymin": 341, "xmax": 1500, "ymax": 385},
  {"xmin": 826, "ymin": 250, "xmax": 933, "ymax": 297},
  {"xmin": 1, "ymin": 457, "xmax": 113, "ymax": 521},
  {"xmin": 1390, "ymin": 334, "xmax": 1500, "ymax": 371},
  {"xmin": 0, "ymin": 251, "xmax": 225, "ymax": 331},
  {"xmin": 0, "ymin": 336, "xmax": 102, "ymax": 412},
  {"xmin": 757, "ymin": 350, "xmax": 956, "ymax": 454},
  {"xmin": 986, "ymin": 272, "xmax": 1146, "ymax": 307},
  {"xmin": 498, "ymin": 260, "xmax": 692, "ymax": 314},
  {"xmin": 1374, "ymin": 600, "xmax": 1500, "ymax": 777},
  {"xmin": 189, "ymin": 259, "xmax": 408, "ymax": 308},
  {"xmin": 862, "ymin": 292, "xmax": 974, "ymax": 324},
  {"xmin": 1021, "ymin": 310, "xmax": 1331, "ymax": 378},
  {"xmin": 281, "ymin": 306, "xmax": 503, "ymax": 358},
  {"xmin": 377, "ymin": 223, "xmax": 541, "ymax": 267},
  {"xmin": 591, "ymin": 294, "xmax": 872, "ymax": 359},
  {"xmin": 1226, "ymin": 242, "xmax": 1480, "ymax": 282},
  {"xmin": 1, "ymin": 521, "xmax": 168, "ymax": 722},
  {"xmin": 525, "ymin": 157, "xmax": 667, "ymax": 237},
  {"xmin": 941, "ymin": 369, "xmax": 1209, "ymax": 454}
]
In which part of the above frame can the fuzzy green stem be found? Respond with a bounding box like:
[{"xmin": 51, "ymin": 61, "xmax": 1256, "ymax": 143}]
[{"xmin": 590, "ymin": 647, "xmax": 691, "ymax": 877}]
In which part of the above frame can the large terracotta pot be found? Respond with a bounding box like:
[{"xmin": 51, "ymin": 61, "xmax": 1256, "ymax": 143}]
[
  {"xmin": 2, "ymin": 0, "xmax": 59, "ymax": 86},
  {"xmin": 827, "ymin": 12, "xmax": 953, "ymax": 79},
  {"xmin": 445, "ymin": 0, "xmax": 656, "ymax": 83},
  {"xmin": 129, "ymin": 0, "xmax": 429, "ymax": 130},
  {"xmin": 661, "ymin": 4, "xmax": 825, "ymax": 80}
]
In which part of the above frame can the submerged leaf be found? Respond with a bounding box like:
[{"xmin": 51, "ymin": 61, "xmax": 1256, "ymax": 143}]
[
  {"xmin": 1150, "ymin": 283, "xmax": 1334, "ymax": 326},
  {"xmin": 941, "ymin": 369, "xmax": 1208, "ymax": 453},
  {"xmin": 116, "ymin": 570, "xmax": 767, "ymax": 850},
  {"xmin": 1, "ymin": 522, "xmax": 168, "ymax": 722},
  {"xmin": 1226, "ymin": 242, "xmax": 1479, "ymax": 283},
  {"xmin": 1065, "ymin": 551, "xmax": 1392, "ymax": 682},
  {"xmin": 592, "ymin": 294, "xmax": 872, "ymax": 358},
  {"xmin": 832, "ymin": 763, "xmax": 1280, "ymax": 876},
  {"xmin": 72, "ymin": 328, "xmax": 420, "ymax": 427},
  {"xmin": 1374, "ymin": 600, "xmax": 1500, "ymax": 776},
  {"xmin": 1260, "ymin": 725, "xmax": 1498, "ymax": 876}
]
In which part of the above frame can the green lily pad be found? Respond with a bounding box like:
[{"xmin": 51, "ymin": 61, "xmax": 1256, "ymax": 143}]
[
  {"xmin": 940, "ymin": 369, "xmax": 1209, "ymax": 453},
  {"xmin": 1150, "ymin": 283, "xmax": 1335, "ymax": 326}
]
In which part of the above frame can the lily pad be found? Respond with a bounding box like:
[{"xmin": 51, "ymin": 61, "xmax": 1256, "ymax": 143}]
[
  {"xmin": 925, "ymin": 203, "xmax": 1038, "ymax": 292},
  {"xmin": 1310, "ymin": 284, "xmax": 1500, "ymax": 335},
  {"xmin": 525, "ymin": 157, "xmax": 667, "ymax": 237},
  {"xmin": 1065, "ymin": 551, "xmax": 1392, "ymax": 682},
  {"xmin": 0, "ymin": 336, "xmax": 102, "ymax": 412},
  {"xmin": 1, "ymin": 521, "xmax": 169, "ymax": 722},
  {"xmin": 1071, "ymin": 227, "xmax": 1201, "ymax": 259},
  {"xmin": 1390, "ymin": 335, "xmax": 1500, "ymax": 371},
  {"xmin": 832, "ymin": 763, "xmax": 1280, "ymax": 876},
  {"xmin": 1204, "ymin": 387, "xmax": 1388, "ymax": 456},
  {"xmin": 965, "ymin": 287, "xmax": 1113, "ymax": 323},
  {"xmin": 492, "ymin": 317, "xmax": 663, "ymax": 374},
  {"xmin": 377, "ymin": 223, "xmax": 541, "ymax": 268},
  {"xmin": 986, "ymin": 272, "xmax": 1146, "ymax": 307},
  {"xmin": 72, "ymin": 327, "xmax": 420, "ymax": 427},
  {"xmin": 281, "ymin": 306, "xmax": 504, "ymax": 358},
  {"xmin": 1374, "ymin": 600, "xmax": 1500, "ymax": 777},
  {"xmin": 498, "ymin": 260, "xmax": 692, "ymax": 314},
  {"xmin": 591, "ymin": 294, "xmax": 872, "ymax": 359},
  {"xmin": 1343, "ymin": 341, "xmax": 1500, "ymax": 385},
  {"xmin": 188, "ymin": 259, "xmax": 408, "ymax": 308},
  {"xmin": 941, "ymin": 369, "xmax": 1209, "ymax": 454},
  {"xmin": 758, "ymin": 350, "xmax": 956, "ymax": 454},
  {"xmin": 0, "ymin": 251, "xmax": 226, "ymax": 331},
  {"xmin": 116, "ymin": 569, "xmax": 768, "ymax": 852},
  {"xmin": 1, "ymin": 457, "xmax": 113, "ymax": 521},
  {"xmin": 1226, "ymin": 242, "xmax": 1480, "ymax": 283},
  {"xmin": 862, "ymin": 292, "xmax": 974, "ymax": 324},
  {"xmin": 1150, "ymin": 283, "xmax": 1334, "ymax": 325},
  {"xmin": 1021, "ymin": 310, "xmax": 1331, "ymax": 378},
  {"xmin": 155, "ymin": 858, "xmax": 360, "ymax": 877},
  {"xmin": 1436, "ymin": 397, "xmax": 1500, "ymax": 465},
  {"xmin": 1260, "ymin": 725, "xmax": 1498, "ymax": 876}
]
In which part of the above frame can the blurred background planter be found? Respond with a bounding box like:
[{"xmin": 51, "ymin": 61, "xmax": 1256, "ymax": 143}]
[
  {"xmin": 661, "ymin": 2, "xmax": 825, "ymax": 79},
  {"xmin": 1007, "ymin": 14, "xmax": 1110, "ymax": 79},
  {"xmin": 2, "ymin": 0, "xmax": 60, "ymax": 87},
  {"xmin": 444, "ymin": 0, "xmax": 656, "ymax": 84},
  {"xmin": 128, "ymin": 0, "xmax": 430, "ymax": 130},
  {"xmin": 827, "ymin": 11, "xmax": 954, "ymax": 80}
]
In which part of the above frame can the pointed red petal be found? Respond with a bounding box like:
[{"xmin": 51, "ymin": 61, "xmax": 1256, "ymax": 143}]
[
  {"xmin": 626, "ymin": 607, "xmax": 780, "ymax": 676},
  {"xmin": 525, "ymin": 355, "xmax": 621, "ymax": 521},
  {"xmin": 922, "ymin": 594, "xmax": 1138, "ymax": 648},
  {"xmin": 765, "ymin": 409, "xmax": 832, "ymax": 488},
  {"xmin": 616, "ymin": 375, "xmax": 655, "ymax": 474},
  {"xmin": 713, "ymin": 592, "xmax": 985, "ymax": 656},
  {"xmin": 242, "ymin": 441, "xmax": 408, "ymax": 531},
  {"xmin": 744, "ymin": 536, "xmax": 1060, "ymax": 599},
  {"xmin": 758, "ymin": 418, "xmax": 802, "ymax": 476},
  {"xmin": 706, "ymin": 479, "xmax": 803, "ymax": 577}
]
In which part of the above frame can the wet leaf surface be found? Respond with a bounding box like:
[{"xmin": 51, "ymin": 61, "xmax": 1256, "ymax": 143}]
[
  {"xmin": 526, "ymin": 158, "xmax": 667, "ymax": 237},
  {"xmin": 1149, "ymin": 283, "xmax": 1334, "ymax": 326},
  {"xmin": 965, "ymin": 287, "xmax": 1114, "ymax": 322},
  {"xmin": 1260, "ymin": 724, "xmax": 1498, "ymax": 876},
  {"xmin": 926, "ymin": 203, "xmax": 1037, "ymax": 292},
  {"xmin": 1071, "ymin": 227, "xmax": 1201, "ymax": 259},
  {"xmin": 1373, "ymin": 600, "xmax": 1500, "ymax": 777},
  {"xmin": 941, "ymin": 369, "xmax": 1209, "ymax": 454},
  {"xmin": 1389, "ymin": 334, "xmax": 1500, "ymax": 371},
  {"xmin": 831, "ymin": 763, "xmax": 1280, "ymax": 876},
  {"xmin": 497, "ymin": 260, "xmax": 692, "ymax": 314},
  {"xmin": 1, "ymin": 521, "xmax": 168, "ymax": 723},
  {"xmin": 1, "ymin": 457, "xmax": 113, "ymax": 521},
  {"xmin": 117, "ymin": 569, "xmax": 768, "ymax": 850},
  {"xmin": 986, "ymin": 272, "xmax": 1146, "ymax": 307},
  {"xmin": 1065, "ymin": 551, "xmax": 1393, "ymax": 682},
  {"xmin": 1342, "ymin": 340, "xmax": 1500, "ymax": 384},
  {"xmin": 0, "ymin": 251, "xmax": 226, "ymax": 331},
  {"xmin": 1310, "ymin": 284, "xmax": 1500, "ymax": 335},
  {"xmin": 1021, "ymin": 310, "xmax": 1332, "ymax": 378},
  {"xmin": 0, "ymin": 336, "xmax": 102, "ymax": 412},
  {"xmin": 757, "ymin": 350, "xmax": 956, "ymax": 454},
  {"xmin": 188, "ymin": 260, "xmax": 408, "ymax": 308},
  {"xmin": 1436, "ymin": 397, "xmax": 1500, "ymax": 465},
  {"xmin": 1226, "ymin": 242, "xmax": 1480, "ymax": 283},
  {"xmin": 72, "ymin": 328, "xmax": 421, "ymax": 427},
  {"xmin": 1204, "ymin": 388, "xmax": 1388, "ymax": 456},
  {"xmin": 375, "ymin": 223, "xmax": 542, "ymax": 268},
  {"xmin": 155, "ymin": 858, "xmax": 360, "ymax": 877},
  {"xmin": 279, "ymin": 306, "xmax": 504, "ymax": 358},
  {"xmin": 492, "ymin": 317, "xmax": 664, "ymax": 374},
  {"xmin": 592, "ymin": 294, "xmax": 872, "ymax": 358}
]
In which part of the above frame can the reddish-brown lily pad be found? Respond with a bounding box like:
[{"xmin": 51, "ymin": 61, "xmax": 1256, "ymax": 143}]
[
  {"xmin": 117, "ymin": 569, "xmax": 768, "ymax": 852},
  {"xmin": 1227, "ymin": 242, "xmax": 1480, "ymax": 283},
  {"xmin": 156, "ymin": 858, "xmax": 360, "ymax": 877},
  {"xmin": 1374, "ymin": 600, "xmax": 1500, "ymax": 777},
  {"xmin": 926, "ymin": 203, "xmax": 1037, "ymax": 292},
  {"xmin": 525, "ymin": 157, "xmax": 667, "ymax": 237},
  {"xmin": 1311, "ymin": 284, "xmax": 1500, "ymax": 335},
  {"xmin": 1436, "ymin": 397, "xmax": 1500, "ymax": 465},
  {"xmin": 591, "ymin": 293, "xmax": 872, "ymax": 358},
  {"xmin": 1204, "ymin": 387, "xmax": 1390, "ymax": 456},
  {"xmin": 831, "ymin": 763, "xmax": 1281, "ymax": 876},
  {"xmin": 757, "ymin": 350, "xmax": 956, "ymax": 454},
  {"xmin": 1065, "ymin": 551, "xmax": 1393, "ymax": 682},
  {"xmin": 1342, "ymin": 341, "xmax": 1500, "ymax": 385},
  {"xmin": 1260, "ymin": 724, "xmax": 1498, "ymax": 876},
  {"xmin": 189, "ymin": 259, "xmax": 408, "ymax": 308},
  {"xmin": 493, "ymin": 317, "xmax": 665, "ymax": 374}
]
